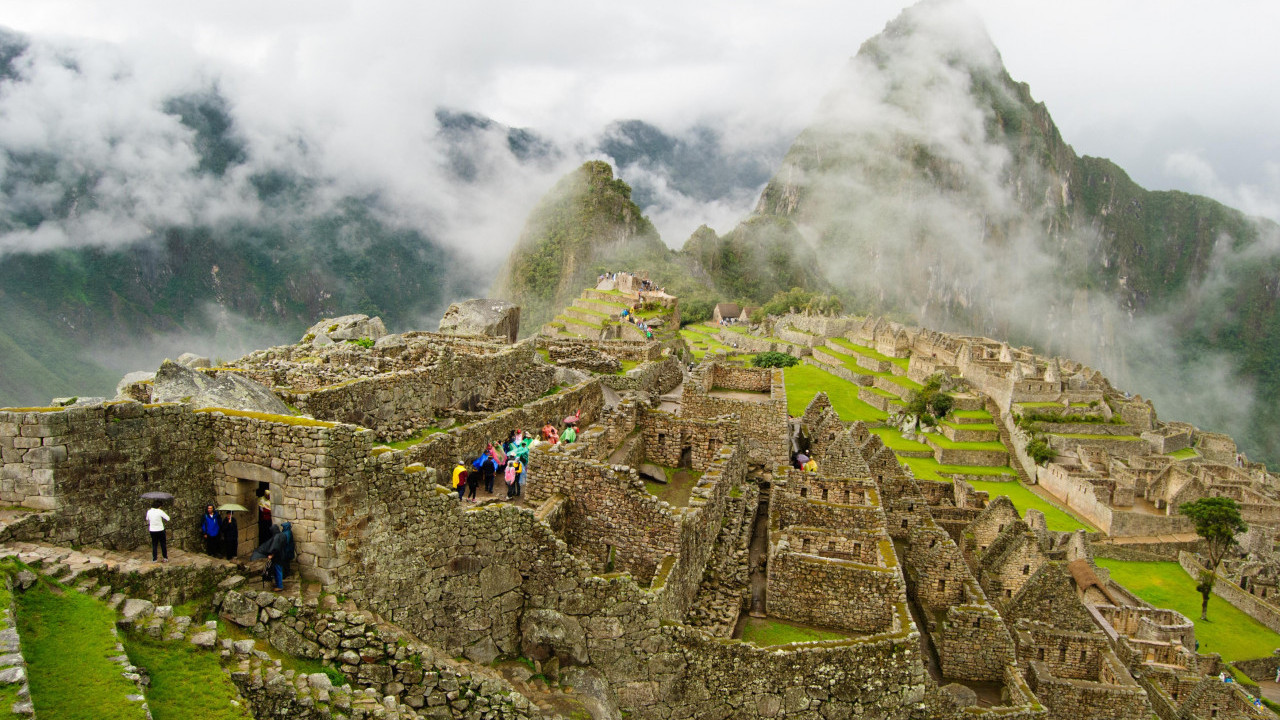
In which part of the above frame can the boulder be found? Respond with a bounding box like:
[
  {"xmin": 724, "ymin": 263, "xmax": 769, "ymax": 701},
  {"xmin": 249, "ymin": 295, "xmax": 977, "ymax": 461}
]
[
  {"xmin": 269, "ymin": 622, "xmax": 321, "ymax": 659},
  {"xmin": 638, "ymin": 464, "xmax": 667, "ymax": 484},
  {"xmin": 520, "ymin": 609, "xmax": 588, "ymax": 665},
  {"xmin": 177, "ymin": 352, "xmax": 212, "ymax": 369},
  {"xmin": 115, "ymin": 370, "xmax": 156, "ymax": 399},
  {"xmin": 305, "ymin": 314, "xmax": 388, "ymax": 342},
  {"xmin": 940, "ymin": 683, "xmax": 977, "ymax": 708},
  {"xmin": 437, "ymin": 299, "xmax": 521, "ymax": 343},
  {"xmin": 220, "ymin": 590, "xmax": 261, "ymax": 627},
  {"xmin": 150, "ymin": 360, "xmax": 292, "ymax": 416}
]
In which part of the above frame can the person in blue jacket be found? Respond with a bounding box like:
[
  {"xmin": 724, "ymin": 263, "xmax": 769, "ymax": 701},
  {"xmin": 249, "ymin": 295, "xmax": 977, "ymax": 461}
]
[{"xmin": 200, "ymin": 505, "xmax": 221, "ymax": 556}]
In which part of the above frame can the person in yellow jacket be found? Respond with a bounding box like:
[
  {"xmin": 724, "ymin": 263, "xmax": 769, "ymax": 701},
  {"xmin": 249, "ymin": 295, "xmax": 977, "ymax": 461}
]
[
  {"xmin": 803, "ymin": 458, "xmax": 818, "ymax": 473},
  {"xmin": 452, "ymin": 464, "xmax": 468, "ymax": 501}
]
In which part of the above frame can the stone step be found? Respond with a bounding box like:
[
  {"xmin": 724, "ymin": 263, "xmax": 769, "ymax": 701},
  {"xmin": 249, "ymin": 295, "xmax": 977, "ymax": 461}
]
[
  {"xmin": 108, "ymin": 592, "xmax": 126, "ymax": 610},
  {"xmin": 94, "ymin": 585, "xmax": 112, "ymax": 599}
]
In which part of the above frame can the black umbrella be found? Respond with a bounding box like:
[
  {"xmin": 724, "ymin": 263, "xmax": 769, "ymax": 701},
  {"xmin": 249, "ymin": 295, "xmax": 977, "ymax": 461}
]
[{"xmin": 141, "ymin": 491, "xmax": 174, "ymax": 500}]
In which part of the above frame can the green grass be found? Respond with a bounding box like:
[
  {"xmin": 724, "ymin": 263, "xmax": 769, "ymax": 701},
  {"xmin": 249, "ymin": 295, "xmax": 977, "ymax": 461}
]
[
  {"xmin": 829, "ymin": 338, "xmax": 909, "ymax": 369},
  {"xmin": 966, "ymin": 480, "xmax": 1093, "ymax": 532},
  {"xmin": 925, "ymin": 434, "xmax": 1009, "ymax": 453},
  {"xmin": 17, "ymin": 584, "xmax": 150, "ymax": 720},
  {"xmin": 616, "ymin": 360, "xmax": 639, "ymax": 375},
  {"xmin": 951, "ymin": 410, "xmax": 992, "ymax": 420},
  {"xmin": 902, "ymin": 457, "xmax": 1017, "ymax": 483},
  {"xmin": 375, "ymin": 426, "xmax": 447, "ymax": 450},
  {"xmin": 1167, "ymin": 447, "xmax": 1200, "ymax": 460},
  {"xmin": 1050, "ymin": 433, "xmax": 1143, "ymax": 441},
  {"xmin": 940, "ymin": 420, "xmax": 998, "ymax": 432},
  {"xmin": 1017, "ymin": 402, "xmax": 1094, "ymax": 408},
  {"xmin": 215, "ymin": 621, "xmax": 347, "ymax": 686},
  {"xmin": 784, "ymin": 364, "xmax": 887, "ymax": 422},
  {"xmin": 123, "ymin": 635, "xmax": 254, "ymax": 720},
  {"xmin": 1096, "ymin": 559, "xmax": 1280, "ymax": 662},
  {"xmin": 644, "ymin": 467, "xmax": 703, "ymax": 507},
  {"xmin": 871, "ymin": 428, "xmax": 932, "ymax": 452},
  {"xmin": 738, "ymin": 617, "xmax": 848, "ymax": 647}
]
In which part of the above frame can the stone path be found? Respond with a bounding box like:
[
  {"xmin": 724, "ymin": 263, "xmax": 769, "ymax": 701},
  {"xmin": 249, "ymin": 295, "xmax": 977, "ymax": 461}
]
[
  {"xmin": 1092, "ymin": 533, "xmax": 1200, "ymax": 545},
  {"xmin": 1257, "ymin": 679, "xmax": 1280, "ymax": 704},
  {"xmin": 0, "ymin": 540, "xmax": 237, "ymax": 581}
]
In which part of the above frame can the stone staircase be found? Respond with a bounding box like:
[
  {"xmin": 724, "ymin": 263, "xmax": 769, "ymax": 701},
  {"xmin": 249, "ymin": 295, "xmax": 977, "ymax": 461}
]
[{"xmin": 985, "ymin": 397, "xmax": 1035, "ymax": 486}]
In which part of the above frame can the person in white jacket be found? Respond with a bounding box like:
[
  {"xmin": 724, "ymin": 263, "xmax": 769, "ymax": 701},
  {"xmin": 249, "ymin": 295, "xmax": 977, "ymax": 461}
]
[{"xmin": 146, "ymin": 502, "xmax": 170, "ymax": 562}]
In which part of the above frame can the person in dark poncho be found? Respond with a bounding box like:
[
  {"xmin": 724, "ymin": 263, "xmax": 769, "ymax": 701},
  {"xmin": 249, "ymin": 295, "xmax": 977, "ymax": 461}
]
[
  {"xmin": 251, "ymin": 521, "xmax": 294, "ymax": 591},
  {"xmin": 221, "ymin": 511, "xmax": 239, "ymax": 559}
]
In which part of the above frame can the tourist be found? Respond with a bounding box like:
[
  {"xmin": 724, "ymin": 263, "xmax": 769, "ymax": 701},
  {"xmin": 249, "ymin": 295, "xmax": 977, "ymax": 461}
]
[
  {"xmin": 795, "ymin": 452, "xmax": 809, "ymax": 471},
  {"xmin": 803, "ymin": 457, "xmax": 818, "ymax": 473},
  {"xmin": 146, "ymin": 501, "xmax": 169, "ymax": 563},
  {"xmin": 452, "ymin": 463, "xmax": 469, "ymax": 501},
  {"xmin": 466, "ymin": 461, "xmax": 480, "ymax": 501},
  {"xmin": 257, "ymin": 501, "xmax": 272, "ymax": 546},
  {"xmin": 541, "ymin": 421, "xmax": 559, "ymax": 444},
  {"xmin": 561, "ymin": 423, "xmax": 578, "ymax": 444},
  {"xmin": 482, "ymin": 445, "xmax": 499, "ymax": 493},
  {"xmin": 222, "ymin": 511, "xmax": 239, "ymax": 559},
  {"xmin": 200, "ymin": 505, "xmax": 221, "ymax": 556},
  {"xmin": 505, "ymin": 458, "xmax": 522, "ymax": 498},
  {"xmin": 253, "ymin": 522, "xmax": 294, "ymax": 592}
]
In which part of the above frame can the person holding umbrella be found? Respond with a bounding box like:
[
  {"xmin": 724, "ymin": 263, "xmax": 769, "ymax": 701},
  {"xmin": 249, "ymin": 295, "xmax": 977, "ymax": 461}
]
[
  {"xmin": 146, "ymin": 501, "xmax": 169, "ymax": 562},
  {"xmin": 216, "ymin": 503, "xmax": 248, "ymax": 559}
]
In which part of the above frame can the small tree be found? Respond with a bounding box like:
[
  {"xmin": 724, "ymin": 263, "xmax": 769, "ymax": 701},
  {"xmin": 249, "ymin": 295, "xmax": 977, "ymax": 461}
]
[
  {"xmin": 904, "ymin": 374, "xmax": 950, "ymax": 428},
  {"xmin": 1179, "ymin": 497, "xmax": 1247, "ymax": 620},
  {"xmin": 752, "ymin": 351, "xmax": 799, "ymax": 368},
  {"xmin": 1025, "ymin": 437, "xmax": 1055, "ymax": 465}
]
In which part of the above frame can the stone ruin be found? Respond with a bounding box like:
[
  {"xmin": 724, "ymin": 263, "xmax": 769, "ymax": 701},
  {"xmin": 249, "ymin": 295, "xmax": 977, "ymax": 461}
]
[{"xmin": 2, "ymin": 295, "xmax": 1278, "ymax": 720}]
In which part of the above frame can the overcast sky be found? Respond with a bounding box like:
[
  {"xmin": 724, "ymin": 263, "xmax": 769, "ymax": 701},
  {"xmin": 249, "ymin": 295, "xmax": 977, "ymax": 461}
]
[{"xmin": 1, "ymin": 0, "xmax": 1277, "ymax": 222}]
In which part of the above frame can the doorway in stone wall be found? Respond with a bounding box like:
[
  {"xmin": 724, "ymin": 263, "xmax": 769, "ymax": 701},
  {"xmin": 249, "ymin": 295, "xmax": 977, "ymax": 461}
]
[
  {"xmin": 219, "ymin": 461, "xmax": 283, "ymax": 558},
  {"xmin": 679, "ymin": 446, "xmax": 693, "ymax": 468}
]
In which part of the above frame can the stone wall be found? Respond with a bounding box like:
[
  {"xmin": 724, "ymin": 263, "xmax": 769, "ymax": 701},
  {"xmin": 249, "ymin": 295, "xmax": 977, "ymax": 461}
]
[
  {"xmin": 684, "ymin": 365, "xmax": 788, "ymax": 467},
  {"xmin": 1025, "ymin": 657, "xmax": 1149, "ymax": 720},
  {"xmin": 766, "ymin": 541, "xmax": 905, "ymax": 633},
  {"xmin": 1179, "ymin": 551, "xmax": 1280, "ymax": 635},
  {"xmin": 1, "ymin": 402, "xmax": 219, "ymax": 550},
  {"xmin": 600, "ymin": 356, "xmax": 683, "ymax": 395},
  {"xmin": 639, "ymin": 409, "xmax": 740, "ymax": 473},
  {"xmin": 936, "ymin": 597, "xmax": 1016, "ymax": 682},
  {"xmin": 806, "ymin": 352, "xmax": 874, "ymax": 387},
  {"xmin": 284, "ymin": 342, "xmax": 555, "ymax": 441},
  {"xmin": 771, "ymin": 488, "xmax": 887, "ymax": 537}
]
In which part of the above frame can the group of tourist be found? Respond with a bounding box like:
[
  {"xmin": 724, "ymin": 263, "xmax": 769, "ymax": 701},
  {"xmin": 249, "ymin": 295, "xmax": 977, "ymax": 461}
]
[
  {"xmin": 451, "ymin": 411, "xmax": 584, "ymax": 502},
  {"xmin": 144, "ymin": 500, "xmax": 294, "ymax": 592},
  {"xmin": 792, "ymin": 452, "xmax": 818, "ymax": 473}
]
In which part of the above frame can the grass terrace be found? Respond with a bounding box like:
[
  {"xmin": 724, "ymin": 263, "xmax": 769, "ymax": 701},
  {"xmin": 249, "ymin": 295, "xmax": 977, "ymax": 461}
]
[
  {"xmin": 1050, "ymin": 433, "xmax": 1144, "ymax": 441},
  {"xmin": 123, "ymin": 635, "xmax": 254, "ymax": 720},
  {"xmin": 925, "ymin": 434, "xmax": 1008, "ymax": 453},
  {"xmin": 375, "ymin": 426, "xmax": 448, "ymax": 451},
  {"xmin": 871, "ymin": 428, "xmax": 932, "ymax": 453},
  {"xmin": 784, "ymin": 364, "xmax": 887, "ymax": 422},
  {"xmin": 1097, "ymin": 559, "xmax": 1280, "ymax": 662},
  {"xmin": 902, "ymin": 457, "xmax": 1017, "ymax": 483},
  {"xmin": 1167, "ymin": 447, "xmax": 1200, "ymax": 460},
  {"xmin": 966, "ymin": 479, "xmax": 1093, "ymax": 532},
  {"xmin": 644, "ymin": 467, "xmax": 704, "ymax": 507},
  {"xmin": 829, "ymin": 338, "xmax": 909, "ymax": 370},
  {"xmin": 940, "ymin": 419, "xmax": 998, "ymax": 432},
  {"xmin": 951, "ymin": 409, "xmax": 993, "ymax": 420},
  {"xmin": 737, "ymin": 617, "xmax": 848, "ymax": 647}
]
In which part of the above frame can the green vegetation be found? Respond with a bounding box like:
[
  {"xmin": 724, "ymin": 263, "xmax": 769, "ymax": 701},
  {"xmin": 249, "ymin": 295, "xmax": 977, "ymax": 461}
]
[
  {"xmin": 903, "ymin": 374, "xmax": 952, "ymax": 427},
  {"xmin": 375, "ymin": 426, "xmax": 447, "ymax": 451},
  {"xmin": 1096, "ymin": 559, "xmax": 1280, "ymax": 661},
  {"xmin": 783, "ymin": 364, "xmax": 887, "ymax": 422},
  {"xmin": 828, "ymin": 338, "xmax": 909, "ymax": 370},
  {"xmin": 965, "ymin": 480, "xmax": 1093, "ymax": 532},
  {"xmin": 1025, "ymin": 437, "xmax": 1056, "ymax": 466},
  {"xmin": 1179, "ymin": 497, "xmax": 1248, "ymax": 620},
  {"xmin": 870, "ymin": 428, "xmax": 932, "ymax": 453},
  {"xmin": 952, "ymin": 410, "xmax": 992, "ymax": 420},
  {"xmin": 760, "ymin": 287, "xmax": 843, "ymax": 317},
  {"xmin": 17, "ymin": 583, "xmax": 150, "ymax": 720},
  {"xmin": 1167, "ymin": 447, "xmax": 1200, "ymax": 460},
  {"xmin": 737, "ymin": 617, "xmax": 847, "ymax": 647},
  {"xmin": 345, "ymin": 337, "xmax": 375, "ymax": 349},
  {"xmin": 643, "ymin": 467, "xmax": 703, "ymax": 507},
  {"xmin": 122, "ymin": 634, "xmax": 254, "ymax": 720},
  {"xmin": 191, "ymin": 408, "xmax": 331, "ymax": 427},
  {"xmin": 679, "ymin": 298, "xmax": 714, "ymax": 326},
  {"xmin": 901, "ymin": 458, "xmax": 1016, "ymax": 483},
  {"xmin": 752, "ymin": 351, "xmax": 799, "ymax": 368},
  {"xmin": 924, "ymin": 434, "xmax": 1008, "ymax": 453}
]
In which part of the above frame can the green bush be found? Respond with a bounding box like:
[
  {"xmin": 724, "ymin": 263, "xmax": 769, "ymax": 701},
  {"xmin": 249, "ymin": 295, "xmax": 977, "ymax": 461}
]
[
  {"xmin": 752, "ymin": 351, "xmax": 800, "ymax": 368},
  {"xmin": 680, "ymin": 299, "xmax": 714, "ymax": 326},
  {"xmin": 347, "ymin": 337, "xmax": 375, "ymax": 349},
  {"xmin": 1026, "ymin": 437, "xmax": 1056, "ymax": 465},
  {"xmin": 760, "ymin": 288, "xmax": 843, "ymax": 317}
]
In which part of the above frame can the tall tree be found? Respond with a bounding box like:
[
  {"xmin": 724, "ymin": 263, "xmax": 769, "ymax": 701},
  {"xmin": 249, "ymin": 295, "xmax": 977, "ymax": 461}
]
[{"xmin": 1179, "ymin": 497, "xmax": 1247, "ymax": 620}]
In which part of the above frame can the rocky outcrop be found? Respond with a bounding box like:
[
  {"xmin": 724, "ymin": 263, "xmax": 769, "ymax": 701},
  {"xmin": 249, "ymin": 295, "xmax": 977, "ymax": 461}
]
[
  {"xmin": 438, "ymin": 299, "xmax": 521, "ymax": 343},
  {"xmin": 305, "ymin": 315, "xmax": 389, "ymax": 343},
  {"xmin": 150, "ymin": 360, "xmax": 293, "ymax": 415}
]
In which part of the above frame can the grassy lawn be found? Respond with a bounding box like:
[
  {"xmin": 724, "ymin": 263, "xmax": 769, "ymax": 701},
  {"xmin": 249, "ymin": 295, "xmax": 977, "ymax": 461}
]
[
  {"xmin": 616, "ymin": 360, "xmax": 640, "ymax": 374},
  {"xmin": 940, "ymin": 420, "xmax": 998, "ymax": 432},
  {"xmin": 17, "ymin": 583, "xmax": 150, "ymax": 720},
  {"xmin": 871, "ymin": 428, "xmax": 932, "ymax": 453},
  {"xmin": 738, "ymin": 617, "xmax": 848, "ymax": 647},
  {"xmin": 123, "ymin": 635, "xmax": 253, "ymax": 720},
  {"xmin": 903, "ymin": 457, "xmax": 1017, "ymax": 483},
  {"xmin": 1096, "ymin": 559, "xmax": 1280, "ymax": 662},
  {"xmin": 644, "ymin": 467, "xmax": 703, "ymax": 507},
  {"xmin": 951, "ymin": 410, "xmax": 992, "ymax": 420},
  {"xmin": 1167, "ymin": 448, "xmax": 1200, "ymax": 460},
  {"xmin": 925, "ymin": 434, "xmax": 1009, "ymax": 453},
  {"xmin": 966, "ymin": 479, "xmax": 1094, "ymax": 532},
  {"xmin": 784, "ymin": 364, "xmax": 887, "ymax": 422},
  {"xmin": 375, "ymin": 426, "xmax": 447, "ymax": 450},
  {"xmin": 829, "ymin": 338, "xmax": 909, "ymax": 369}
]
